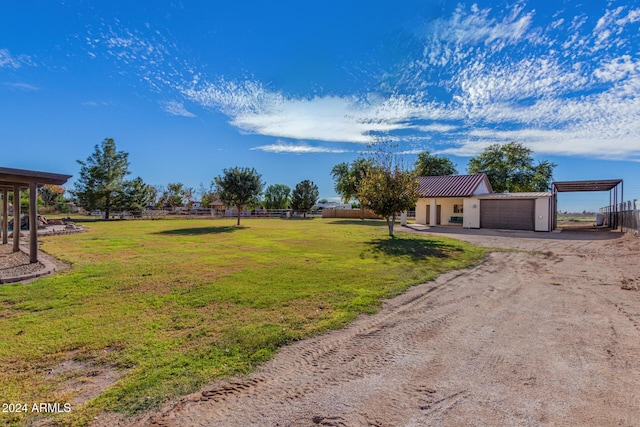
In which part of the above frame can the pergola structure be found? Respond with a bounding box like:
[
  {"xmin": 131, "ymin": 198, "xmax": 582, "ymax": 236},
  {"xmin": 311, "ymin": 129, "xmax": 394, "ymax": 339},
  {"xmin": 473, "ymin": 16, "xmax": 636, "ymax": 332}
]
[
  {"xmin": 0, "ymin": 167, "xmax": 72, "ymax": 263},
  {"xmin": 552, "ymin": 179, "xmax": 623, "ymax": 231}
]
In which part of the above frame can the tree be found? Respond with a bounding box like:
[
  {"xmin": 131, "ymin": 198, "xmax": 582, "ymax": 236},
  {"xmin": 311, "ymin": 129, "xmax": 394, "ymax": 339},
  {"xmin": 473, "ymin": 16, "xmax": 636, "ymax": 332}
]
[
  {"xmin": 198, "ymin": 181, "xmax": 219, "ymax": 208},
  {"xmin": 120, "ymin": 177, "xmax": 153, "ymax": 214},
  {"xmin": 467, "ymin": 142, "xmax": 556, "ymax": 193},
  {"xmin": 263, "ymin": 184, "xmax": 291, "ymax": 209},
  {"xmin": 164, "ymin": 182, "xmax": 185, "ymax": 209},
  {"xmin": 331, "ymin": 158, "xmax": 372, "ymax": 219},
  {"xmin": 39, "ymin": 185, "xmax": 66, "ymax": 210},
  {"xmin": 290, "ymin": 180, "xmax": 319, "ymax": 218},
  {"xmin": 183, "ymin": 186, "xmax": 195, "ymax": 209},
  {"xmin": 72, "ymin": 138, "xmax": 130, "ymax": 219},
  {"xmin": 414, "ymin": 151, "xmax": 458, "ymax": 176},
  {"xmin": 215, "ymin": 167, "xmax": 264, "ymax": 226},
  {"xmin": 358, "ymin": 159, "xmax": 420, "ymax": 237}
]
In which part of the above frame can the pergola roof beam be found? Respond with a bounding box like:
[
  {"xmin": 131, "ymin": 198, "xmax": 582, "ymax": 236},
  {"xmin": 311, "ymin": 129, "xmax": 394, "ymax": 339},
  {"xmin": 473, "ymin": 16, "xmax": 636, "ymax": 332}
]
[{"xmin": 0, "ymin": 167, "xmax": 72, "ymax": 186}]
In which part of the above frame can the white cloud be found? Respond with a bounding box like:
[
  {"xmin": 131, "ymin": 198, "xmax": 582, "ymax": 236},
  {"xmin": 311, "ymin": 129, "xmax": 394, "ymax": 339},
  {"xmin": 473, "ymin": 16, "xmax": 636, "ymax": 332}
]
[
  {"xmin": 0, "ymin": 49, "xmax": 20, "ymax": 68},
  {"xmin": 414, "ymin": 124, "xmax": 458, "ymax": 133},
  {"xmin": 181, "ymin": 79, "xmax": 429, "ymax": 143},
  {"xmin": 91, "ymin": 4, "xmax": 640, "ymax": 161},
  {"xmin": 161, "ymin": 100, "xmax": 196, "ymax": 117},
  {"xmin": 81, "ymin": 100, "xmax": 115, "ymax": 107},
  {"xmin": 0, "ymin": 48, "xmax": 32, "ymax": 69},
  {"xmin": 1, "ymin": 82, "xmax": 39, "ymax": 91},
  {"xmin": 250, "ymin": 141, "xmax": 351, "ymax": 154}
]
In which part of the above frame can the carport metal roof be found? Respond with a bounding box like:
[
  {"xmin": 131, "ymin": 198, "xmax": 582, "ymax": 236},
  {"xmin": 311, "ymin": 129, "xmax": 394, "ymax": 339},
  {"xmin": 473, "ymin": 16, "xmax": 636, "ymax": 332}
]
[
  {"xmin": 552, "ymin": 179, "xmax": 622, "ymax": 192},
  {"xmin": 551, "ymin": 179, "xmax": 624, "ymax": 232}
]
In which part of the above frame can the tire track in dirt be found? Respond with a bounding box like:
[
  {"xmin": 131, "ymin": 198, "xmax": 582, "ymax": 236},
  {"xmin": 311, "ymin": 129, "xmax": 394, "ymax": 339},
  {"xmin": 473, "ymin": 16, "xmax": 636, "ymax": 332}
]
[{"xmin": 112, "ymin": 229, "xmax": 640, "ymax": 427}]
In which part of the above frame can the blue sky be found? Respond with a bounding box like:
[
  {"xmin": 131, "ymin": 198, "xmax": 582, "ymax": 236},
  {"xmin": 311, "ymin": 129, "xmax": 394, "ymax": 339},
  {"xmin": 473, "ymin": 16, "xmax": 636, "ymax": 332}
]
[{"xmin": 1, "ymin": 1, "xmax": 639, "ymax": 212}]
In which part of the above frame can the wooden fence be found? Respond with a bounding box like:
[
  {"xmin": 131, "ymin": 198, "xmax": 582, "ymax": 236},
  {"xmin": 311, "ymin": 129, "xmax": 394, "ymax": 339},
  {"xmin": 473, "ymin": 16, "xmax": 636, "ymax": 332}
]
[{"xmin": 321, "ymin": 209, "xmax": 382, "ymax": 219}]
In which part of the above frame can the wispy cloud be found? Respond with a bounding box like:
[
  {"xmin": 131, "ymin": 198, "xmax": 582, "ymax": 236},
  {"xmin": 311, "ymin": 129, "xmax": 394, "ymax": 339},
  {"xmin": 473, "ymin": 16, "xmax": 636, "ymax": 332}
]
[
  {"xmin": 1, "ymin": 48, "xmax": 23, "ymax": 68},
  {"xmin": 81, "ymin": 100, "xmax": 114, "ymax": 107},
  {"xmin": 0, "ymin": 48, "xmax": 34, "ymax": 69},
  {"xmin": 161, "ymin": 100, "xmax": 196, "ymax": 117},
  {"xmin": 179, "ymin": 79, "xmax": 429, "ymax": 143},
  {"xmin": 1, "ymin": 82, "xmax": 39, "ymax": 91},
  {"xmin": 251, "ymin": 141, "xmax": 351, "ymax": 154},
  {"xmin": 88, "ymin": 2, "xmax": 640, "ymax": 161}
]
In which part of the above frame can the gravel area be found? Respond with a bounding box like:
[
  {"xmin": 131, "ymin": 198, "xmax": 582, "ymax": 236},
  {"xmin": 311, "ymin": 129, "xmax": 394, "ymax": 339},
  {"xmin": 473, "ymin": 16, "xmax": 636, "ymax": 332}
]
[{"xmin": 0, "ymin": 244, "xmax": 46, "ymax": 281}]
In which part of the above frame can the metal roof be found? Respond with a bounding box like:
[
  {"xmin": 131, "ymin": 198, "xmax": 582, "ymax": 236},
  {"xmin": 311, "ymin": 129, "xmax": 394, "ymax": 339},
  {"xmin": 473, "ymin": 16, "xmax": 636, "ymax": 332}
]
[
  {"xmin": 552, "ymin": 179, "xmax": 622, "ymax": 192},
  {"xmin": 417, "ymin": 174, "xmax": 492, "ymax": 198},
  {"xmin": 477, "ymin": 192, "xmax": 552, "ymax": 199},
  {"xmin": 0, "ymin": 167, "xmax": 72, "ymax": 188}
]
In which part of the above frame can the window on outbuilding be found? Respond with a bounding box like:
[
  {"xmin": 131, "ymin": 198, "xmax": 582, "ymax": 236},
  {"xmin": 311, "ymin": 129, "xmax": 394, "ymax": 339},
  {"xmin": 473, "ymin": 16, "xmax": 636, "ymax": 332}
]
[{"xmin": 453, "ymin": 204, "xmax": 463, "ymax": 214}]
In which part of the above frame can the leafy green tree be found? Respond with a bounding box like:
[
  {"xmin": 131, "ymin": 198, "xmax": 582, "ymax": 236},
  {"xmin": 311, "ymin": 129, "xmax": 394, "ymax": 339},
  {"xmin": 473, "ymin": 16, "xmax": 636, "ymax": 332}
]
[
  {"xmin": 290, "ymin": 180, "xmax": 319, "ymax": 218},
  {"xmin": 72, "ymin": 138, "xmax": 130, "ymax": 219},
  {"xmin": 331, "ymin": 158, "xmax": 372, "ymax": 219},
  {"xmin": 467, "ymin": 142, "xmax": 556, "ymax": 193},
  {"xmin": 359, "ymin": 160, "xmax": 420, "ymax": 237},
  {"xmin": 164, "ymin": 182, "xmax": 185, "ymax": 209},
  {"xmin": 263, "ymin": 184, "xmax": 291, "ymax": 209},
  {"xmin": 215, "ymin": 167, "xmax": 264, "ymax": 226},
  {"xmin": 414, "ymin": 151, "xmax": 458, "ymax": 176},
  {"xmin": 39, "ymin": 185, "xmax": 66, "ymax": 210}
]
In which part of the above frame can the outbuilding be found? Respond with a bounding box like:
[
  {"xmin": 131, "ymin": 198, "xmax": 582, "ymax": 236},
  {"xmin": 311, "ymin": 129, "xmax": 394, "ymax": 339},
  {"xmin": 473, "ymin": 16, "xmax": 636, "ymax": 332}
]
[{"xmin": 414, "ymin": 174, "xmax": 554, "ymax": 232}]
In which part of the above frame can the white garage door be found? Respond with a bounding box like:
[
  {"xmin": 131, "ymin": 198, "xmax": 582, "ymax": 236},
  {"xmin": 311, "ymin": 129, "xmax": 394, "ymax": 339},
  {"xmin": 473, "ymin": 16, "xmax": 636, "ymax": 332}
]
[{"xmin": 480, "ymin": 199, "xmax": 535, "ymax": 231}]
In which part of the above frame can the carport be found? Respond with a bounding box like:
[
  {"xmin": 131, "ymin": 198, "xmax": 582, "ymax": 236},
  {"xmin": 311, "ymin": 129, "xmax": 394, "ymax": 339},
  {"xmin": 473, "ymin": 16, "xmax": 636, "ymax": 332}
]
[
  {"xmin": 552, "ymin": 179, "xmax": 623, "ymax": 231},
  {"xmin": 0, "ymin": 167, "xmax": 72, "ymax": 263}
]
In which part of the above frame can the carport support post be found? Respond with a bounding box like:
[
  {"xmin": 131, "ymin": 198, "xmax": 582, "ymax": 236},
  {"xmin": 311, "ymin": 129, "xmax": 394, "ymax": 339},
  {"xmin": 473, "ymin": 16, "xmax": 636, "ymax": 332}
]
[
  {"xmin": 29, "ymin": 182, "xmax": 38, "ymax": 263},
  {"xmin": 13, "ymin": 185, "xmax": 20, "ymax": 252},
  {"xmin": 1, "ymin": 189, "xmax": 7, "ymax": 244}
]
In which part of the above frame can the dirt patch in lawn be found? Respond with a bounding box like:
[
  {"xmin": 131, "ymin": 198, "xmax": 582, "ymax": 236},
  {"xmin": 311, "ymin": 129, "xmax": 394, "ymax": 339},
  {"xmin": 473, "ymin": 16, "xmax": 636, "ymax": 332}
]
[{"xmin": 98, "ymin": 228, "xmax": 640, "ymax": 427}]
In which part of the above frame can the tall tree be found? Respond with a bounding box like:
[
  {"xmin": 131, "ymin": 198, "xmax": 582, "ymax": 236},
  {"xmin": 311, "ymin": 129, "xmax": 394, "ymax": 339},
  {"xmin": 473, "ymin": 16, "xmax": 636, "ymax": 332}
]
[
  {"xmin": 215, "ymin": 167, "xmax": 264, "ymax": 226},
  {"xmin": 72, "ymin": 138, "xmax": 130, "ymax": 219},
  {"xmin": 263, "ymin": 184, "xmax": 291, "ymax": 209},
  {"xmin": 290, "ymin": 180, "xmax": 319, "ymax": 218},
  {"xmin": 358, "ymin": 159, "xmax": 420, "ymax": 237},
  {"xmin": 331, "ymin": 158, "xmax": 372, "ymax": 219},
  {"xmin": 467, "ymin": 142, "xmax": 556, "ymax": 193},
  {"xmin": 414, "ymin": 151, "xmax": 458, "ymax": 176}
]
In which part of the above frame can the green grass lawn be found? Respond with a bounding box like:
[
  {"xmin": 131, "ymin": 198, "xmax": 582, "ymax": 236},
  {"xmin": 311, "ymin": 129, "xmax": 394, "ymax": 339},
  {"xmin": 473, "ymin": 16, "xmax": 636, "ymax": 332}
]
[{"xmin": 0, "ymin": 218, "xmax": 485, "ymax": 426}]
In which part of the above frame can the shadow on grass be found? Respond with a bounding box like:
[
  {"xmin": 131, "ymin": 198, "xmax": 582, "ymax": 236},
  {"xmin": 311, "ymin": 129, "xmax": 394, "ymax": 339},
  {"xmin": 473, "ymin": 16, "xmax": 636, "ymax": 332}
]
[
  {"xmin": 154, "ymin": 226, "xmax": 239, "ymax": 236},
  {"xmin": 327, "ymin": 219, "xmax": 386, "ymax": 227},
  {"xmin": 368, "ymin": 236, "xmax": 460, "ymax": 260}
]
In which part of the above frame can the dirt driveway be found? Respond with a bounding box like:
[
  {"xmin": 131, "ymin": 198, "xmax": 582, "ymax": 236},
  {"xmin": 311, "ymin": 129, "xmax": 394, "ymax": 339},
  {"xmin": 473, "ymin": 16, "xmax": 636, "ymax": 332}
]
[{"xmin": 125, "ymin": 227, "xmax": 640, "ymax": 427}]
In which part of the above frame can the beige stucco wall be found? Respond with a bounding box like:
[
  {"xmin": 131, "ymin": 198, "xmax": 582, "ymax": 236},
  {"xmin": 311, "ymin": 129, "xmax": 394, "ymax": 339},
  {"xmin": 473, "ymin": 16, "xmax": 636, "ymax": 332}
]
[
  {"xmin": 415, "ymin": 198, "xmax": 465, "ymax": 226},
  {"xmin": 463, "ymin": 198, "xmax": 480, "ymax": 228}
]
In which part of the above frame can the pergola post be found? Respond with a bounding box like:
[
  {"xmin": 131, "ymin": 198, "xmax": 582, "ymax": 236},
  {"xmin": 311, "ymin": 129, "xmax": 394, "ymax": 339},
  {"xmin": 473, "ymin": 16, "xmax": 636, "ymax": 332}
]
[
  {"xmin": 1, "ymin": 188, "xmax": 7, "ymax": 245},
  {"xmin": 13, "ymin": 185, "xmax": 20, "ymax": 252},
  {"xmin": 29, "ymin": 182, "xmax": 38, "ymax": 263}
]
